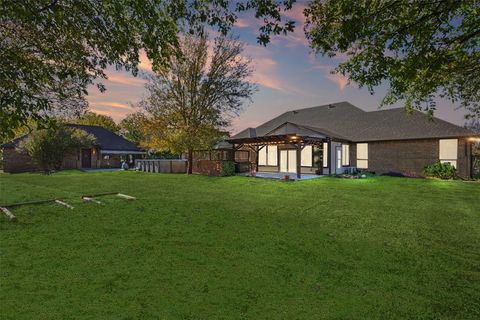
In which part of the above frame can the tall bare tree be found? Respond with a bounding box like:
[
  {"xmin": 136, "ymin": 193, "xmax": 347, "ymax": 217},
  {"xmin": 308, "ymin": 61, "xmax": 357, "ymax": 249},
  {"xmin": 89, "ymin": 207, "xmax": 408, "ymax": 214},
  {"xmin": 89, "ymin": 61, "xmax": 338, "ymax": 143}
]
[{"xmin": 139, "ymin": 34, "xmax": 256, "ymax": 173}]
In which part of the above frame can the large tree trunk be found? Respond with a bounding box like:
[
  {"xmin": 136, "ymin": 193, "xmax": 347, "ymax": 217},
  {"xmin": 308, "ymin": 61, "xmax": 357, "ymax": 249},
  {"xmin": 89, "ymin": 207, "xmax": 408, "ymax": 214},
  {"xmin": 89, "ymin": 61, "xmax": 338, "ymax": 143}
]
[{"xmin": 187, "ymin": 149, "xmax": 193, "ymax": 174}]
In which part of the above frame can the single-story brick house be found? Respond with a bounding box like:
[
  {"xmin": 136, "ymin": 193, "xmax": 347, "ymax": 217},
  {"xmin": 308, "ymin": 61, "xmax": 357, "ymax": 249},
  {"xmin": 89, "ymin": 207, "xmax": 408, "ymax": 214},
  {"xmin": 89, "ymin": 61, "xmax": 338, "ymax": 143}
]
[
  {"xmin": 1, "ymin": 124, "xmax": 144, "ymax": 173},
  {"xmin": 227, "ymin": 102, "xmax": 480, "ymax": 179}
]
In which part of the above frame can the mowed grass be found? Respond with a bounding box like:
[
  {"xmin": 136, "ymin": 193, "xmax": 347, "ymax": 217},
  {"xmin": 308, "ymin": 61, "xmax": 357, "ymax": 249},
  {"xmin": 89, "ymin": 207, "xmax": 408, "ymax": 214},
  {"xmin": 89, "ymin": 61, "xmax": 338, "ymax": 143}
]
[{"xmin": 0, "ymin": 171, "xmax": 479, "ymax": 319}]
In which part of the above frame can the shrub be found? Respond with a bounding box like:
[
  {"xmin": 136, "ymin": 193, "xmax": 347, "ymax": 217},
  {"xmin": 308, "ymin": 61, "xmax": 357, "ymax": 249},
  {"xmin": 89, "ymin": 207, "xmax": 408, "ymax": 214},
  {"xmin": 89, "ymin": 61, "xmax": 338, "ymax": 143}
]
[
  {"xmin": 423, "ymin": 162, "xmax": 456, "ymax": 180},
  {"xmin": 220, "ymin": 160, "xmax": 235, "ymax": 177}
]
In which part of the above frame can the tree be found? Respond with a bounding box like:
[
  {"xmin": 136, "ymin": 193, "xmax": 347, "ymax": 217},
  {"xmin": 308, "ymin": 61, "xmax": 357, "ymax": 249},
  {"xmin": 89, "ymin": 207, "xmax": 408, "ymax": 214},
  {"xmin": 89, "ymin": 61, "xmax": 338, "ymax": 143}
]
[
  {"xmin": 76, "ymin": 111, "xmax": 119, "ymax": 132},
  {"xmin": 0, "ymin": 0, "xmax": 295, "ymax": 141},
  {"xmin": 139, "ymin": 34, "xmax": 256, "ymax": 173},
  {"xmin": 119, "ymin": 112, "xmax": 146, "ymax": 144},
  {"xmin": 465, "ymin": 119, "xmax": 480, "ymax": 134},
  {"xmin": 465, "ymin": 119, "xmax": 480, "ymax": 178},
  {"xmin": 304, "ymin": 1, "xmax": 480, "ymax": 117},
  {"xmin": 17, "ymin": 124, "xmax": 96, "ymax": 174}
]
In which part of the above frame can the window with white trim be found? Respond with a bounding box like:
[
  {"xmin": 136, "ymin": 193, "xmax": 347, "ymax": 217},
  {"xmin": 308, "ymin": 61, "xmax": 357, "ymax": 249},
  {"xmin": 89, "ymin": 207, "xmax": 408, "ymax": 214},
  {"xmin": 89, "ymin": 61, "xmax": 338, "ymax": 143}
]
[
  {"xmin": 341, "ymin": 144, "xmax": 350, "ymax": 166},
  {"xmin": 258, "ymin": 145, "xmax": 278, "ymax": 166},
  {"xmin": 267, "ymin": 145, "xmax": 278, "ymax": 166},
  {"xmin": 301, "ymin": 145, "xmax": 313, "ymax": 166},
  {"xmin": 258, "ymin": 146, "xmax": 267, "ymax": 165},
  {"xmin": 323, "ymin": 142, "xmax": 328, "ymax": 167},
  {"xmin": 439, "ymin": 139, "xmax": 458, "ymax": 168},
  {"xmin": 356, "ymin": 143, "xmax": 368, "ymax": 169}
]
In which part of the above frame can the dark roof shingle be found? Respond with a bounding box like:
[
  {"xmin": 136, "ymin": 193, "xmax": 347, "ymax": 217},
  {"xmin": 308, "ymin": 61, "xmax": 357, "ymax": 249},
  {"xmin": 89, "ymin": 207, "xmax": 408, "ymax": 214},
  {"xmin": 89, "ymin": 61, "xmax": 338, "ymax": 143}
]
[
  {"xmin": 232, "ymin": 101, "xmax": 476, "ymax": 142},
  {"xmin": 2, "ymin": 124, "xmax": 141, "ymax": 151}
]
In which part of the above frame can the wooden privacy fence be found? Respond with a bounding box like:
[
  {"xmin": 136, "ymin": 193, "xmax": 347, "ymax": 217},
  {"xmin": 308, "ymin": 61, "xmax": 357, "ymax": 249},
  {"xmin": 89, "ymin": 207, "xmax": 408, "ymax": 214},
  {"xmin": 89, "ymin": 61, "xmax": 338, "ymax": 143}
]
[{"xmin": 135, "ymin": 159, "xmax": 187, "ymax": 173}]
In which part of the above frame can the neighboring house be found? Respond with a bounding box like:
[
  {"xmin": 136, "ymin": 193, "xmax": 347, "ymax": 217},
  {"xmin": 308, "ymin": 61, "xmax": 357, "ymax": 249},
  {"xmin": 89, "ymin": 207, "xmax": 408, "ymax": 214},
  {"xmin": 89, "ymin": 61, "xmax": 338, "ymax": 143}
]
[
  {"xmin": 1, "ymin": 124, "xmax": 144, "ymax": 173},
  {"xmin": 228, "ymin": 102, "xmax": 480, "ymax": 179}
]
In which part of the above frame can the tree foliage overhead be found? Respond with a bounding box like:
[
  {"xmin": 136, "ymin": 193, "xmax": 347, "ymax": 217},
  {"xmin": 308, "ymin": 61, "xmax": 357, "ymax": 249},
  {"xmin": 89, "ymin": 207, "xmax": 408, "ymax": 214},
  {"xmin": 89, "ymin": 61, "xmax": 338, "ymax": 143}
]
[
  {"xmin": 17, "ymin": 124, "xmax": 96, "ymax": 174},
  {"xmin": 0, "ymin": 0, "xmax": 295, "ymax": 141},
  {"xmin": 139, "ymin": 34, "xmax": 256, "ymax": 173},
  {"xmin": 119, "ymin": 112, "xmax": 147, "ymax": 145},
  {"xmin": 304, "ymin": 0, "xmax": 480, "ymax": 117},
  {"xmin": 76, "ymin": 111, "xmax": 119, "ymax": 132}
]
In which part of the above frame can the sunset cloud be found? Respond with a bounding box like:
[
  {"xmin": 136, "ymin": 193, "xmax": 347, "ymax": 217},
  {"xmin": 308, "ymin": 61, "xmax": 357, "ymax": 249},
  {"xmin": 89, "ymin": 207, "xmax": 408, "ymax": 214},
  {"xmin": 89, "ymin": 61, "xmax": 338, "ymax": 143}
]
[
  {"xmin": 138, "ymin": 50, "xmax": 153, "ymax": 73},
  {"xmin": 307, "ymin": 64, "xmax": 350, "ymax": 90},
  {"xmin": 272, "ymin": 3, "xmax": 309, "ymax": 48},
  {"xmin": 106, "ymin": 73, "xmax": 147, "ymax": 86},
  {"xmin": 326, "ymin": 73, "xmax": 349, "ymax": 90},
  {"xmin": 234, "ymin": 18, "xmax": 250, "ymax": 28},
  {"xmin": 243, "ymin": 44, "xmax": 308, "ymax": 94},
  {"xmin": 89, "ymin": 101, "xmax": 135, "ymax": 122}
]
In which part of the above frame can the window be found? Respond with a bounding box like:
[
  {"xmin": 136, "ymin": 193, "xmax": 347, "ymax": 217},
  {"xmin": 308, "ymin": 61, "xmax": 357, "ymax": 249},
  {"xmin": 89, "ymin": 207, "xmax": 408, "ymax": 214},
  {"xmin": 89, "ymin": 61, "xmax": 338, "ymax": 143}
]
[
  {"xmin": 258, "ymin": 145, "xmax": 278, "ymax": 166},
  {"xmin": 439, "ymin": 139, "xmax": 458, "ymax": 168},
  {"xmin": 267, "ymin": 145, "xmax": 278, "ymax": 166},
  {"xmin": 258, "ymin": 146, "xmax": 267, "ymax": 165},
  {"xmin": 356, "ymin": 143, "xmax": 368, "ymax": 169},
  {"xmin": 323, "ymin": 142, "xmax": 328, "ymax": 167},
  {"xmin": 301, "ymin": 145, "xmax": 313, "ymax": 166},
  {"xmin": 341, "ymin": 144, "xmax": 350, "ymax": 166}
]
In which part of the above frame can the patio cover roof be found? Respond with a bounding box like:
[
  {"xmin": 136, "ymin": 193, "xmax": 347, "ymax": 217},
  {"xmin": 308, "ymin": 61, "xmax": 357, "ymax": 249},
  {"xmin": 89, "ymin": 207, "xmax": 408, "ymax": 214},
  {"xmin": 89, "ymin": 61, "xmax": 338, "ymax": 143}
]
[{"xmin": 227, "ymin": 122, "xmax": 348, "ymax": 145}]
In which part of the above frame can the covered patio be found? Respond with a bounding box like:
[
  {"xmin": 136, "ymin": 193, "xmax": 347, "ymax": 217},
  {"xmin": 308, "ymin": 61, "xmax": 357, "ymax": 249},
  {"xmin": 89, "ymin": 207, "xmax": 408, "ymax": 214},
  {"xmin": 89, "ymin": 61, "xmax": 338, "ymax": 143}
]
[
  {"xmin": 238, "ymin": 171, "xmax": 324, "ymax": 180},
  {"xmin": 228, "ymin": 122, "xmax": 346, "ymax": 179}
]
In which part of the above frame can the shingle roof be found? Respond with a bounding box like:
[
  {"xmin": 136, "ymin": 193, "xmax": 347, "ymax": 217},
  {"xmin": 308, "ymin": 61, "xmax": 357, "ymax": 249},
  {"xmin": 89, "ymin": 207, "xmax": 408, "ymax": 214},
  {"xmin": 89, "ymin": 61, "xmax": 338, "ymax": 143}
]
[
  {"xmin": 231, "ymin": 101, "xmax": 477, "ymax": 142},
  {"xmin": 2, "ymin": 124, "xmax": 141, "ymax": 151}
]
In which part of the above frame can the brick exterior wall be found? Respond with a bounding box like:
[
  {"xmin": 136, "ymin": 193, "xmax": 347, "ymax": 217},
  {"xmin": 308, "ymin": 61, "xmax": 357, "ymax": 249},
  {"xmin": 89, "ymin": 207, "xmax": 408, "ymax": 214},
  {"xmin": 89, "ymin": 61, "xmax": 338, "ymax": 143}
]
[
  {"xmin": 352, "ymin": 138, "xmax": 472, "ymax": 178},
  {"xmin": 1, "ymin": 147, "xmax": 134, "ymax": 173},
  {"xmin": 2, "ymin": 148, "xmax": 40, "ymax": 172},
  {"xmin": 234, "ymin": 138, "xmax": 473, "ymax": 178}
]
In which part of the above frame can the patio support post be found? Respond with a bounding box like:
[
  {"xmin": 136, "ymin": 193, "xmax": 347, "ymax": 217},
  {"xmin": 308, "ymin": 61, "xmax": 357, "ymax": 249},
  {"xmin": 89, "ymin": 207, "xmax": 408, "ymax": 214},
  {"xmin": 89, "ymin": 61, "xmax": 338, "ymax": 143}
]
[
  {"xmin": 328, "ymin": 139, "xmax": 332, "ymax": 175},
  {"xmin": 296, "ymin": 144, "xmax": 302, "ymax": 180}
]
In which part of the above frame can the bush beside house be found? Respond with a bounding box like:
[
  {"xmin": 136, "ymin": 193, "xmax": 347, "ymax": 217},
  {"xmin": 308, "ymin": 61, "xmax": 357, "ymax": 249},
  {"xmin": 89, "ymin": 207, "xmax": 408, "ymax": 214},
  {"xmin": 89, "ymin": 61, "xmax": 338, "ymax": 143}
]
[{"xmin": 423, "ymin": 162, "xmax": 457, "ymax": 180}]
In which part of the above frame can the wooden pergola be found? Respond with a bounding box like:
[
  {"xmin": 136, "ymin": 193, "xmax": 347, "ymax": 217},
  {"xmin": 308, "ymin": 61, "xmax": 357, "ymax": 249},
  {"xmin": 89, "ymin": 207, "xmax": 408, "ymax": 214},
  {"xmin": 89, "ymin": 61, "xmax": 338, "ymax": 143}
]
[{"xmin": 227, "ymin": 122, "xmax": 347, "ymax": 179}]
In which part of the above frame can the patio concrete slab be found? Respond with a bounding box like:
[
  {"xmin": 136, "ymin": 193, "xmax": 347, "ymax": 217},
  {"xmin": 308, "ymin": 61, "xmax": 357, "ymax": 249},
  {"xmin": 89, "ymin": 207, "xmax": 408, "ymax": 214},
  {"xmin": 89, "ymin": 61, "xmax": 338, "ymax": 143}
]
[{"xmin": 238, "ymin": 171, "xmax": 324, "ymax": 180}]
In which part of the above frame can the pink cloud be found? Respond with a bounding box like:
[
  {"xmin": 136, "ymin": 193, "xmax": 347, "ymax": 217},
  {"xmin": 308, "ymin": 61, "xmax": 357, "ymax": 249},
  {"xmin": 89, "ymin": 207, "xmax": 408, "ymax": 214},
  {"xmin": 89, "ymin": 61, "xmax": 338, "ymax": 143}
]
[
  {"xmin": 234, "ymin": 18, "xmax": 250, "ymax": 28},
  {"xmin": 243, "ymin": 44, "xmax": 308, "ymax": 94},
  {"xmin": 138, "ymin": 50, "xmax": 153, "ymax": 73},
  {"xmin": 307, "ymin": 64, "xmax": 350, "ymax": 90},
  {"xmin": 106, "ymin": 73, "xmax": 147, "ymax": 86},
  {"xmin": 271, "ymin": 3, "xmax": 309, "ymax": 48},
  {"xmin": 326, "ymin": 73, "xmax": 349, "ymax": 90},
  {"xmin": 89, "ymin": 101, "xmax": 135, "ymax": 122}
]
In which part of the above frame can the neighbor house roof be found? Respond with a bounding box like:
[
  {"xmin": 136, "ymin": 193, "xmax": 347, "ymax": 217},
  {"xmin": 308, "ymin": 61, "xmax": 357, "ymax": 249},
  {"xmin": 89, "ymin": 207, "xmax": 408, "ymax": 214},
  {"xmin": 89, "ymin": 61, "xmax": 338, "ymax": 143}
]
[
  {"xmin": 231, "ymin": 101, "xmax": 477, "ymax": 142},
  {"xmin": 2, "ymin": 124, "xmax": 142, "ymax": 153}
]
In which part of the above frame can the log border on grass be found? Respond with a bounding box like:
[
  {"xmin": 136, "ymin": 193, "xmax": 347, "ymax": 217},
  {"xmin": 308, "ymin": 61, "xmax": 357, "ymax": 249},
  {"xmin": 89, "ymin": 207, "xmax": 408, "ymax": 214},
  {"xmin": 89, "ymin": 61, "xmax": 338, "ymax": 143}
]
[
  {"xmin": 1, "ymin": 207, "xmax": 17, "ymax": 222},
  {"xmin": 55, "ymin": 200, "xmax": 74, "ymax": 209},
  {"xmin": 117, "ymin": 193, "xmax": 136, "ymax": 200},
  {"xmin": 82, "ymin": 197, "xmax": 102, "ymax": 204}
]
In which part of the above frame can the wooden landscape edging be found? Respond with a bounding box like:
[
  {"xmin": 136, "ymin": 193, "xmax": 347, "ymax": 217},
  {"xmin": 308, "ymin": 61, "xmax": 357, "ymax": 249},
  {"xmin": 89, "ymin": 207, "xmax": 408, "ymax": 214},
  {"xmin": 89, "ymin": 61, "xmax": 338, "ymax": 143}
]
[
  {"xmin": 1, "ymin": 207, "xmax": 17, "ymax": 222},
  {"xmin": 1, "ymin": 192, "xmax": 136, "ymax": 222}
]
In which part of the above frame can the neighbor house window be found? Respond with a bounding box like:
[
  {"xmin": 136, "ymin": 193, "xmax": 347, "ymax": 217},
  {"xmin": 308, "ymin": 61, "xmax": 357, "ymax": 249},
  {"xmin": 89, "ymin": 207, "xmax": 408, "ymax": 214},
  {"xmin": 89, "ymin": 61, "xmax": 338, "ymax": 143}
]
[
  {"xmin": 323, "ymin": 142, "xmax": 328, "ymax": 167},
  {"xmin": 258, "ymin": 145, "xmax": 278, "ymax": 166},
  {"xmin": 301, "ymin": 145, "xmax": 313, "ymax": 166},
  {"xmin": 341, "ymin": 144, "xmax": 350, "ymax": 166},
  {"xmin": 356, "ymin": 143, "xmax": 368, "ymax": 169},
  {"xmin": 439, "ymin": 139, "xmax": 458, "ymax": 168}
]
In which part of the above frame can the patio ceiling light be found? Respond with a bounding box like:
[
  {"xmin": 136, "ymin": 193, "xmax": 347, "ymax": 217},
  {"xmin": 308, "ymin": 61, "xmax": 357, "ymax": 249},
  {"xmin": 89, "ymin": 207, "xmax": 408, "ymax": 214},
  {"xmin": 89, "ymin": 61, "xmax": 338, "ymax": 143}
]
[{"xmin": 469, "ymin": 137, "xmax": 480, "ymax": 142}]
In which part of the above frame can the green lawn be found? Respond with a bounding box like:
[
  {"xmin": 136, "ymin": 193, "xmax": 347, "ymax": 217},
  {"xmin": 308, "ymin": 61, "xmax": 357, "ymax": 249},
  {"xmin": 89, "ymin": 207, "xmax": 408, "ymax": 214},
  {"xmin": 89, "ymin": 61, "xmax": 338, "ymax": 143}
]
[{"xmin": 1, "ymin": 171, "xmax": 479, "ymax": 319}]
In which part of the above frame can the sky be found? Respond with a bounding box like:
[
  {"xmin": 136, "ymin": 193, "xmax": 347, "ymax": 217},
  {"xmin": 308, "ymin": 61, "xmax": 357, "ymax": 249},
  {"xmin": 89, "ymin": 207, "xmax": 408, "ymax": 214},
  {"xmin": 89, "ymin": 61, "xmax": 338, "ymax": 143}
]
[{"xmin": 86, "ymin": 2, "xmax": 468, "ymax": 135}]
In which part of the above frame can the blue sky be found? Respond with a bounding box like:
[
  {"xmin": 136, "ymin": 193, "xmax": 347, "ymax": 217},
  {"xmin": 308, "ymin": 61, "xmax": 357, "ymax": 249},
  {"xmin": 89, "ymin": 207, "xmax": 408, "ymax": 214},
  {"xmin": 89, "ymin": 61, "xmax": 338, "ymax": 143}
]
[{"xmin": 86, "ymin": 3, "xmax": 468, "ymax": 134}]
